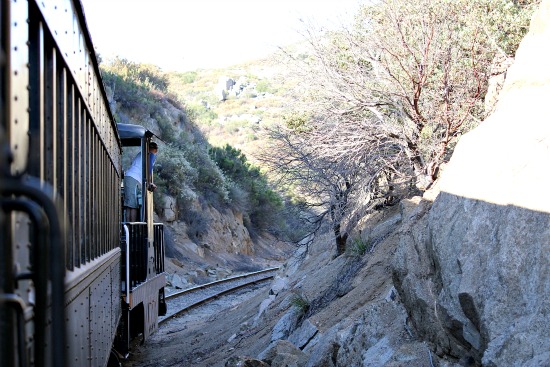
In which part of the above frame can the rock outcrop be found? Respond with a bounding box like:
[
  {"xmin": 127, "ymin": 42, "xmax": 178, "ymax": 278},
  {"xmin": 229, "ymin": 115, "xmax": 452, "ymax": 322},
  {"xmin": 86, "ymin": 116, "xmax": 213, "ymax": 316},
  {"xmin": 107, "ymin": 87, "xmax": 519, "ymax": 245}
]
[
  {"xmin": 244, "ymin": 206, "xmax": 450, "ymax": 367},
  {"xmin": 199, "ymin": 204, "xmax": 254, "ymax": 255},
  {"xmin": 393, "ymin": 1, "xmax": 550, "ymax": 366}
]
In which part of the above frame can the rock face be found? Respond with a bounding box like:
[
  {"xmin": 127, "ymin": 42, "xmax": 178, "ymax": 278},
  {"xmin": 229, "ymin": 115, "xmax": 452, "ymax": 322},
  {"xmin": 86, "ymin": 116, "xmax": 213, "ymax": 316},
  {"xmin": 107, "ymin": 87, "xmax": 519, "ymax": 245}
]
[
  {"xmin": 393, "ymin": 2, "xmax": 550, "ymax": 366},
  {"xmin": 161, "ymin": 194, "xmax": 177, "ymax": 222},
  {"xmin": 200, "ymin": 204, "xmax": 254, "ymax": 255},
  {"xmin": 240, "ymin": 205, "xmax": 448, "ymax": 367}
]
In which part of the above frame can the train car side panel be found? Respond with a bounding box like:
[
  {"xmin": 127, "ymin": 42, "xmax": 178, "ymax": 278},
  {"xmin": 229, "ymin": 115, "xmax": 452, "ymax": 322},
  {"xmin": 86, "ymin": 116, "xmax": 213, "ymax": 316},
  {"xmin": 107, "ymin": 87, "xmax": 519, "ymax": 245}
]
[
  {"xmin": 90, "ymin": 261, "xmax": 116, "ymax": 366},
  {"xmin": 65, "ymin": 249, "xmax": 120, "ymax": 367},
  {"xmin": 7, "ymin": 0, "xmax": 30, "ymax": 176},
  {"xmin": 2, "ymin": 0, "xmax": 166, "ymax": 366},
  {"xmin": 65, "ymin": 287, "xmax": 91, "ymax": 366}
]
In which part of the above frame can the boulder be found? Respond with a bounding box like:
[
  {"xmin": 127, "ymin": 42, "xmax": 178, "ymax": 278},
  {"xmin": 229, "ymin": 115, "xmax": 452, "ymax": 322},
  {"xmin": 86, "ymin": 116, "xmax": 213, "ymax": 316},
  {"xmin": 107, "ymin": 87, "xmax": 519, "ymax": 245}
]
[
  {"xmin": 225, "ymin": 356, "xmax": 269, "ymax": 367},
  {"xmin": 218, "ymin": 76, "xmax": 236, "ymax": 91},
  {"xmin": 393, "ymin": 2, "xmax": 550, "ymax": 365},
  {"xmin": 198, "ymin": 205, "xmax": 254, "ymax": 255},
  {"xmin": 258, "ymin": 340, "xmax": 308, "ymax": 366},
  {"xmin": 304, "ymin": 326, "xmax": 339, "ymax": 367},
  {"xmin": 169, "ymin": 273, "xmax": 188, "ymax": 290},
  {"xmin": 288, "ymin": 319, "xmax": 318, "ymax": 350},
  {"xmin": 161, "ymin": 194, "xmax": 177, "ymax": 222},
  {"xmin": 255, "ymin": 295, "xmax": 276, "ymax": 323},
  {"xmin": 182, "ymin": 242, "xmax": 204, "ymax": 257},
  {"xmin": 270, "ymin": 276, "xmax": 288, "ymax": 295},
  {"xmin": 334, "ymin": 302, "xmax": 409, "ymax": 367},
  {"xmin": 215, "ymin": 76, "xmax": 235, "ymax": 101},
  {"xmin": 271, "ymin": 308, "xmax": 302, "ymax": 342}
]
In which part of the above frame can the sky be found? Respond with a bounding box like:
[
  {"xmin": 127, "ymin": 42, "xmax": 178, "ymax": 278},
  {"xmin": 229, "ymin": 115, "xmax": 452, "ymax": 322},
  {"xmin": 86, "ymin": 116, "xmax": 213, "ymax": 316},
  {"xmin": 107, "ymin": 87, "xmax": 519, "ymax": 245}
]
[{"xmin": 80, "ymin": 0, "xmax": 363, "ymax": 72}]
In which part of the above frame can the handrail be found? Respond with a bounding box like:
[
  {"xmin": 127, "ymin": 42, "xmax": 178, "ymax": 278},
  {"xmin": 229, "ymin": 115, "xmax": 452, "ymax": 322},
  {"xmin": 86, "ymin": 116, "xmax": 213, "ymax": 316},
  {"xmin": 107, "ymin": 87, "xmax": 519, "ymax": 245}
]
[
  {"xmin": 0, "ymin": 177, "xmax": 66, "ymax": 367},
  {"xmin": 0, "ymin": 295, "xmax": 28, "ymax": 367},
  {"xmin": 123, "ymin": 224, "xmax": 130, "ymax": 303},
  {"xmin": 0, "ymin": 198, "xmax": 49, "ymax": 367},
  {"xmin": 122, "ymin": 222, "xmax": 148, "ymax": 287}
]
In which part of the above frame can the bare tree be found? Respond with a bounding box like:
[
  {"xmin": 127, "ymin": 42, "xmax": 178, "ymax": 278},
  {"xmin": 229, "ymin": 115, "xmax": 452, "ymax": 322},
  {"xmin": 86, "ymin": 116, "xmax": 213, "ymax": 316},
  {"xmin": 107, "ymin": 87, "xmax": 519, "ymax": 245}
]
[
  {"xmin": 286, "ymin": 0, "xmax": 536, "ymax": 189},
  {"xmin": 260, "ymin": 119, "xmax": 404, "ymax": 256},
  {"xmin": 263, "ymin": 0, "xmax": 537, "ymax": 255}
]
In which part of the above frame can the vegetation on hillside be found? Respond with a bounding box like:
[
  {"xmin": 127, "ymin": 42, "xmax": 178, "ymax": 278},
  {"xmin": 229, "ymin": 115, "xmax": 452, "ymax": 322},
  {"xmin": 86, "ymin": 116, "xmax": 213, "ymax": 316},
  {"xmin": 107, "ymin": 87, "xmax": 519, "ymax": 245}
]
[
  {"xmin": 100, "ymin": 58, "xmax": 289, "ymax": 240},
  {"xmin": 165, "ymin": 61, "xmax": 290, "ymax": 162},
  {"xmin": 209, "ymin": 145, "xmax": 284, "ymax": 236},
  {"xmin": 99, "ymin": 0, "xmax": 539, "ymax": 256}
]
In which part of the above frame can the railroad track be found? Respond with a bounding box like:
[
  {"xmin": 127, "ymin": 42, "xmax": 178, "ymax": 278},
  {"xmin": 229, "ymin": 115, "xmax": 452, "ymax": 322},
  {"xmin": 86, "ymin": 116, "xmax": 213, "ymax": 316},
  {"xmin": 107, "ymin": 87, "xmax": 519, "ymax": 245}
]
[{"xmin": 159, "ymin": 267, "xmax": 279, "ymax": 325}]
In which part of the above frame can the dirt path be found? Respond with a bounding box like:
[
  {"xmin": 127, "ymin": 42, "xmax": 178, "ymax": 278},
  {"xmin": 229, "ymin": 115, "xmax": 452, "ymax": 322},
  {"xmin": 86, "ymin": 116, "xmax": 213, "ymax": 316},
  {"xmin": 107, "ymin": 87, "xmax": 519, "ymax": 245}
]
[{"xmin": 122, "ymin": 283, "xmax": 271, "ymax": 367}]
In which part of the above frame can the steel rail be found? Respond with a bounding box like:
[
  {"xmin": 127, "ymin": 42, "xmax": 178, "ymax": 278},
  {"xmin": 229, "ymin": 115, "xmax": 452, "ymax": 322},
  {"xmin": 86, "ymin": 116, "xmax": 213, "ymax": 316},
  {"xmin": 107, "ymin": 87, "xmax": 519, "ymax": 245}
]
[{"xmin": 159, "ymin": 267, "xmax": 279, "ymax": 324}]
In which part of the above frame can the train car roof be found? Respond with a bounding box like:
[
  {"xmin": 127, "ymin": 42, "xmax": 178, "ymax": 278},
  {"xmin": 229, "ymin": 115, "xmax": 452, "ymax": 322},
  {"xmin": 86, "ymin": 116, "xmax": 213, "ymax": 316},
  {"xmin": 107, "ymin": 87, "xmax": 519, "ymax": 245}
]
[{"xmin": 117, "ymin": 123, "xmax": 155, "ymax": 147}]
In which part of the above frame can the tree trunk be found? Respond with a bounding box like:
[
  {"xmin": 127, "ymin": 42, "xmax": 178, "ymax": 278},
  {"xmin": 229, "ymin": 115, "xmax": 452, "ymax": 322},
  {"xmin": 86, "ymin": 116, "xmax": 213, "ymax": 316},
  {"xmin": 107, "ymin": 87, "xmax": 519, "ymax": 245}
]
[{"xmin": 334, "ymin": 222, "xmax": 348, "ymax": 257}]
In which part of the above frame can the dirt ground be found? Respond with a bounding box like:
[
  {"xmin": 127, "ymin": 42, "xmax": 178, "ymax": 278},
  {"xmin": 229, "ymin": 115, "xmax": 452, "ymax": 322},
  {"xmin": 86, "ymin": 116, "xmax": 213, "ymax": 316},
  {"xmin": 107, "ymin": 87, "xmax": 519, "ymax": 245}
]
[
  {"xmin": 121, "ymin": 206, "xmax": 402, "ymax": 367},
  {"xmin": 122, "ymin": 284, "xmax": 275, "ymax": 367}
]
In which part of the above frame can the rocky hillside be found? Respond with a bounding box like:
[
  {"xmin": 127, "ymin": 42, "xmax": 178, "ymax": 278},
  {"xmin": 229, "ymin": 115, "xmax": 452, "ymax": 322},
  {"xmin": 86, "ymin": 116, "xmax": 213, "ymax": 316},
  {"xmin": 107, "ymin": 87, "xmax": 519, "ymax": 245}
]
[
  {"xmin": 216, "ymin": 1, "xmax": 549, "ymax": 366},
  {"xmin": 165, "ymin": 51, "xmax": 296, "ymax": 165},
  {"xmin": 393, "ymin": 2, "xmax": 550, "ymax": 364}
]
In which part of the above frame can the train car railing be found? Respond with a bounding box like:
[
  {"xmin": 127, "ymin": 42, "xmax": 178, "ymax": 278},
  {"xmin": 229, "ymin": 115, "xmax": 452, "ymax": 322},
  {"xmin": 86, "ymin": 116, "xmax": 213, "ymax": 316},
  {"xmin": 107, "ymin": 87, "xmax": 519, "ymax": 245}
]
[
  {"xmin": 121, "ymin": 222, "xmax": 165, "ymax": 292},
  {"xmin": 0, "ymin": 178, "xmax": 66, "ymax": 367},
  {"xmin": 26, "ymin": 0, "xmax": 121, "ymax": 272},
  {"xmin": 121, "ymin": 223, "xmax": 148, "ymax": 290},
  {"xmin": 154, "ymin": 223, "xmax": 165, "ymax": 274}
]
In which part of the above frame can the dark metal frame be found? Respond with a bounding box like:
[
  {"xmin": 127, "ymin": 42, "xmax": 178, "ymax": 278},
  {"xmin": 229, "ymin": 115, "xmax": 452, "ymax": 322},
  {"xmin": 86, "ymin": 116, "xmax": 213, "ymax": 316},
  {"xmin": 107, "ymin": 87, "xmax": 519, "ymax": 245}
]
[
  {"xmin": 2, "ymin": 0, "xmax": 123, "ymax": 366},
  {"xmin": 117, "ymin": 123, "xmax": 166, "ymax": 356}
]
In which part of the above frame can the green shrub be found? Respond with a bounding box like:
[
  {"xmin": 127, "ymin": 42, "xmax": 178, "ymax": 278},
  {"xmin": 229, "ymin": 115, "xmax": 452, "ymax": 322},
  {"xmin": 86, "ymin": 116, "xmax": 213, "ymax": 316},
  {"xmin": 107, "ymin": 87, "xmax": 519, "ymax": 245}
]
[
  {"xmin": 209, "ymin": 144, "xmax": 284, "ymax": 232},
  {"xmin": 100, "ymin": 58, "xmax": 169, "ymax": 119},
  {"xmin": 173, "ymin": 71, "xmax": 198, "ymax": 84},
  {"xmin": 180, "ymin": 208, "xmax": 211, "ymax": 243},
  {"xmin": 349, "ymin": 237, "xmax": 371, "ymax": 256},
  {"xmin": 153, "ymin": 144, "xmax": 198, "ymax": 201},
  {"xmin": 290, "ymin": 294, "xmax": 310, "ymax": 314},
  {"xmin": 223, "ymin": 119, "xmax": 246, "ymax": 134},
  {"xmin": 187, "ymin": 103, "xmax": 218, "ymax": 126}
]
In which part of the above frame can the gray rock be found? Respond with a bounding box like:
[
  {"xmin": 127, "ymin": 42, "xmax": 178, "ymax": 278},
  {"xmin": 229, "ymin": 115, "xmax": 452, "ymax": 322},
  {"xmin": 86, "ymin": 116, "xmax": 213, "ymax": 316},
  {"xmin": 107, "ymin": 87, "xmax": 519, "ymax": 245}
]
[
  {"xmin": 255, "ymin": 295, "xmax": 275, "ymax": 323},
  {"xmin": 362, "ymin": 213, "xmax": 401, "ymax": 251},
  {"xmin": 225, "ymin": 356, "xmax": 269, "ymax": 367},
  {"xmin": 288, "ymin": 319, "xmax": 318, "ymax": 349},
  {"xmin": 161, "ymin": 195, "xmax": 177, "ymax": 222},
  {"xmin": 360, "ymin": 336, "xmax": 394, "ymax": 366},
  {"xmin": 216, "ymin": 88, "xmax": 227, "ymax": 101},
  {"xmin": 270, "ymin": 276, "xmax": 288, "ymax": 295},
  {"xmin": 182, "ymin": 242, "xmax": 204, "ymax": 257},
  {"xmin": 384, "ymin": 286, "xmax": 398, "ymax": 302},
  {"xmin": 258, "ymin": 340, "xmax": 307, "ymax": 366},
  {"xmin": 271, "ymin": 353, "xmax": 306, "ymax": 367},
  {"xmin": 170, "ymin": 273, "xmax": 187, "ymax": 290},
  {"xmin": 393, "ymin": 2, "xmax": 550, "ymax": 365},
  {"xmin": 218, "ymin": 76, "xmax": 236, "ymax": 91},
  {"xmin": 335, "ymin": 302, "xmax": 407, "ymax": 367},
  {"xmin": 271, "ymin": 308, "xmax": 301, "ymax": 342},
  {"xmin": 227, "ymin": 333, "xmax": 237, "ymax": 343},
  {"xmin": 304, "ymin": 328, "xmax": 339, "ymax": 367}
]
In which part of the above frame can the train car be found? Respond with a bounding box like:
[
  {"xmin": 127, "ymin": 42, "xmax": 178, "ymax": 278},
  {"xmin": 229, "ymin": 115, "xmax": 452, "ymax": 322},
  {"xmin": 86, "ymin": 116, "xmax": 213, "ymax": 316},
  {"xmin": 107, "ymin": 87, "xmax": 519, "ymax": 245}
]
[
  {"xmin": 116, "ymin": 123, "xmax": 167, "ymax": 358},
  {"xmin": 0, "ymin": 0, "xmax": 166, "ymax": 366}
]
